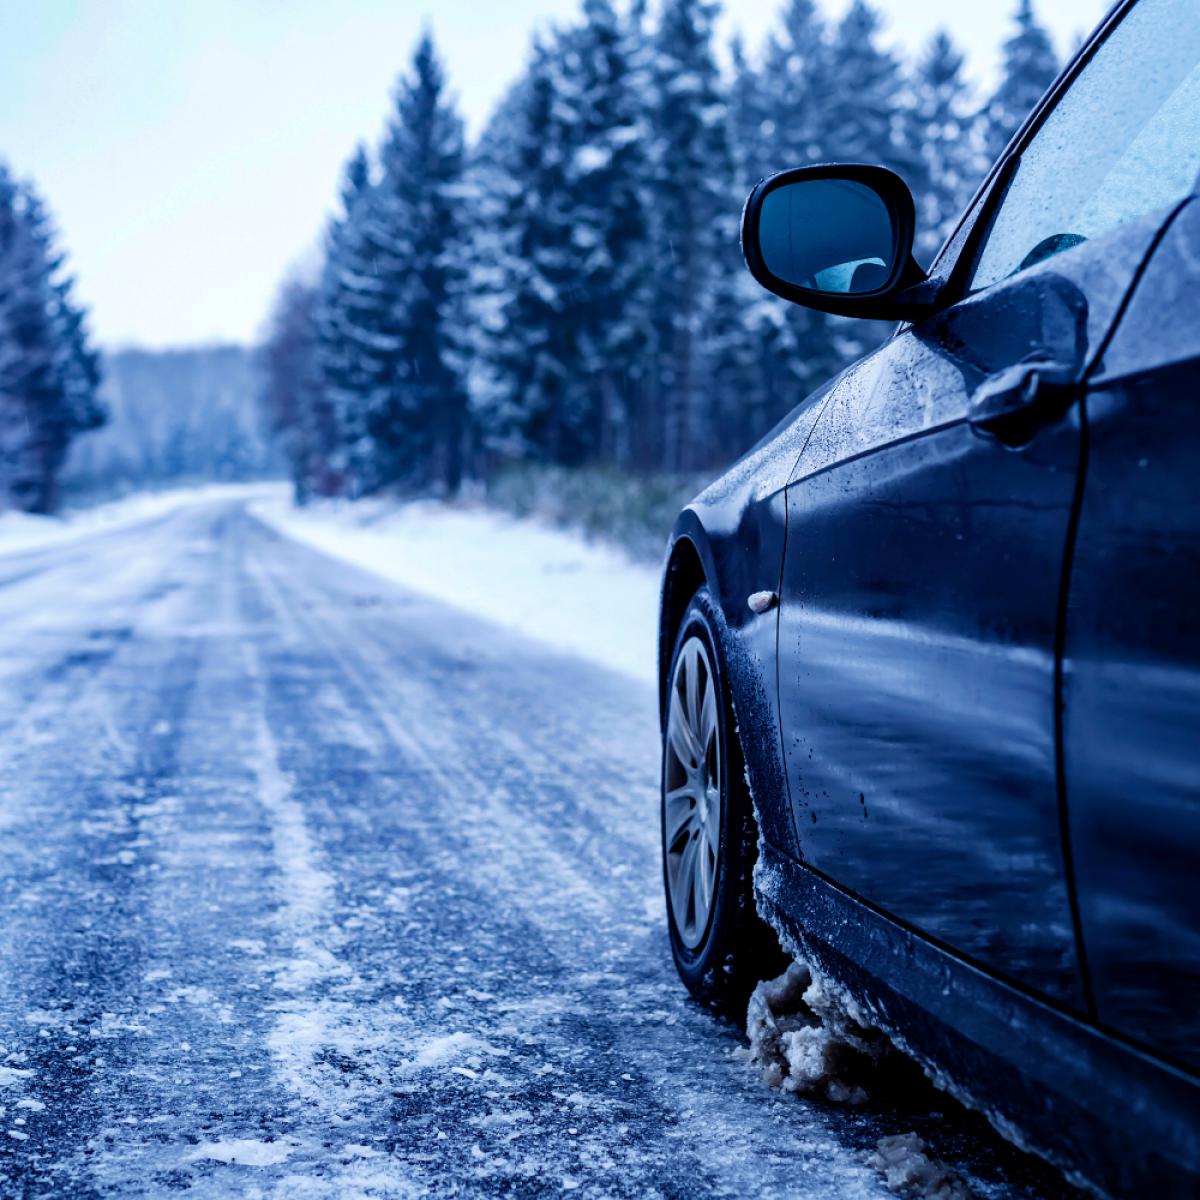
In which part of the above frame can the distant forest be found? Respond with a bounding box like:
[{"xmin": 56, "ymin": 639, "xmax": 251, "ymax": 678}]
[
  {"xmin": 63, "ymin": 346, "xmax": 279, "ymax": 500},
  {"xmin": 0, "ymin": 192, "xmax": 280, "ymax": 512},
  {"xmin": 260, "ymin": 0, "xmax": 1061, "ymax": 503}
]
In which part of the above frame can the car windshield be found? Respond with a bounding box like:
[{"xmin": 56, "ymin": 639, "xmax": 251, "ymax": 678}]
[{"xmin": 972, "ymin": 0, "xmax": 1200, "ymax": 289}]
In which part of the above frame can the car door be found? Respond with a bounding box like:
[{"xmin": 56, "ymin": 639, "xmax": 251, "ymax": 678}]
[
  {"xmin": 776, "ymin": 0, "xmax": 1200, "ymax": 1009},
  {"xmin": 1064, "ymin": 192, "xmax": 1200, "ymax": 1072}
]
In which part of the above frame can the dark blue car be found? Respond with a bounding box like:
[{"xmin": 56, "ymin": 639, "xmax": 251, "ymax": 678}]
[{"xmin": 656, "ymin": 0, "xmax": 1200, "ymax": 1193}]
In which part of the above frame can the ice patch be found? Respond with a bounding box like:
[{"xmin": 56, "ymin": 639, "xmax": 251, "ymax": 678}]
[
  {"xmin": 871, "ymin": 1133, "xmax": 974, "ymax": 1199},
  {"xmin": 0, "ymin": 1067, "xmax": 33, "ymax": 1087},
  {"xmin": 271, "ymin": 949, "xmax": 343, "ymax": 991},
  {"xmin": 191, "ymin": 1137, "xmax": 293, "ymax": 1166},
  {"xmin": 165, "ymin": 985, "xmax": 214, "ymax": 1007},
  {"xmin": 743, "ymin": 960, "xmax": 889, "ymax": 1103},
  {"xmin": 405, "ymin": 1032, "xmax": 496, "ymax": 1072},
  {"xmin": 229, "ymin": 937, "xmax": 266, "ymax": 956}
]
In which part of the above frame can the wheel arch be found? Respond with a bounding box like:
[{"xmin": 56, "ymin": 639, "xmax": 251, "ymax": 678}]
[
  {"xmin": 659, "ymin": 497, "xmax": 799, "ymax": 860},
  {"xmin": 658, "ymin": 514, "xmax": 720, "ymax": 730}
]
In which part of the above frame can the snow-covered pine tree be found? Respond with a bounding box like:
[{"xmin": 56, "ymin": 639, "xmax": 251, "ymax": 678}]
[
  {"xmin": 555, "ymin": 0, "xmax": 651, "ymax": 467},
  {"xmin": 703, "ymin": 206, "xmax": 767, "ymax": 462},
  {"xmin": 332, "ymin": 30, "xmax": 468, "ymax": 495},
  {"xmin": 728, "ymin": 33, "xmax": 771, "ymax": 193},
  {"xmin": 24, "ymin": 184, "xmax": 105, "ymax": 511},
  {"xmin": 823, "ymin": 1, "xmax": 916, "ymax": 182},
  {"xmin": 907, "ymin": 30, "xmax": 982, "ymax": 264},
  {"xmin": 0, "ymin": 166, "xmax": 104, "ymax": 513},
  {"xmin": 458, "ymin": 79, "xmax": 527, "ymax": 478},
  {"xmin": 470, "ymin": 36, "xmax": 580, "ymax": 464},
  {"xmin": 756, "ymin": 0, "xmax": 831, "ymax": 172},
  {"xmin": 645, "ymin": 0, "xmax": 735, "ymax": 471},
  {"xmin": 983, "ymin": 0, "xmax": 1059, "ymax": 163},
  {"xmin": 376, "ymin": 30, "xmax": 469, "ymax": 493},
  {"xmin": 313, "ymin": 143, "xmax": 373, "ymax": 496},
  {"xmin": 729, "ymin": 1, "xmax": 844, "ymax": 425},
  {"xmin": 0, "ymin": 166, "xmax": 49, "ymax": 510},
  {"xmin": 791, "ymin": 0, "xmax": 911, "ymax": 376}
]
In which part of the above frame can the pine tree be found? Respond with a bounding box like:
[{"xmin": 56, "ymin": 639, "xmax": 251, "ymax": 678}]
[
  {"xmin": 741, "ymin": 0, "xmax": 845, "ymax": 415},
  {"xmin": 26, "ymin": 186, "xmax": 104, "ymax": 489},
  {"xmin": 728, "ymin": 34, "xmax": 771, "ymax": 191},
  {"xmin": 333, "ymin": 30, "xmax": 468, "ymax": 494},
  {"xmin": 555, "ymin": 0, "xmax": 651, "ymax": 466},
  {"xmin": 645, "ymin": 0, "xmax": 734, "ymax": 471},
  {"xmin": 787, "ymin": 2, "xmax": 909, "ymax": 380},
  {"xmin": 823, "ymin": 1, "xmax": 914, "ymax": 178},
  {"xmin": 757, "ymin": 0, "xmax": 831, "ymax": 170},
  {"xmin": 459, "ymin": 79, "xmax": 527, "ymax": 478},
  {"xmin": 983, "ymin": 0, "xmax": 1058, "ymax": 162},
  {"xmin": 908, "ymin": 30, "xmax": 981, "ymax": 263},
  {"xmin": 0, "ymin": 166, "xmax": 54, "ymax": 510},
  {"xmin": 0, "ymin": 166, "xmax": 104, "ymax": 513},
  {"xmin": 314, "ymin": 144, "xmax": 373, "ymax": 495},
  {"xmin": 379, "ymin": 30, "xmax": 468, "ymax": 492},
  {"xmin": 471, "ymin": 36, "xmax": 579, "ymax": 463}
]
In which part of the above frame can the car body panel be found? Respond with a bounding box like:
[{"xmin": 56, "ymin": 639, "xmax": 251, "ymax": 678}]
[
  {"xmin": 660, "ymin": 382, "xmax": 835, "ymax": 856},
  {"xmin": 774, "ymin": 204, "xmax": 1177, "ymax": 1008},
  {"xmin": 1065, "ymin": 196, "xmax": 1200, "ymax": 1072}
]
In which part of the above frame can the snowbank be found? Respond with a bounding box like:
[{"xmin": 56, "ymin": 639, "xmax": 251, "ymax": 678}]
[
  {"xmin": 190, "ymin": 1138, "xmax": 294, "ymax": 1166},
  {"xmin": 743, "ymin": 960, "xmax": 890, "ymax": 1104},
  {"xmin": 251, "ymin": 495, "xmax": 661, "ymax": 684},
  {"xmin": 871, "ymin": 1134, "xmax": 973, "ymax": 1200},
  {"xmin": 0, "ymin": 483, "xmax": 285, "ymax": 559},
  {"xmin": 746, "ymin": 965, "xmax": 979, "ymax": 1198},
  {"xmin": 0, "ymin": 481, "xmax": 661, "ymax": 683}
]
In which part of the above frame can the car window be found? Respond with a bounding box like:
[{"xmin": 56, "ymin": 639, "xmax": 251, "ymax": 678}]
[{"xmin": 971, "ymin": 0, "xmax": 1200, "ymax": 291}]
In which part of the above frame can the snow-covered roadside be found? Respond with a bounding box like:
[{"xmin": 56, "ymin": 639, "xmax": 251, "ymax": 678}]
[
  {"xmin": 250, "ymin": 495, "xmax": 661, "ymax": 684},
  {"xmin": 0, "ymin": 482, "xmax": 287, "ymax": 559}
]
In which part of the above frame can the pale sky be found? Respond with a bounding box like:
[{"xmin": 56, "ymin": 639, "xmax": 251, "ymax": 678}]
[{"xmin": 0, "ymin": 0, "xmax": 1107, "ymax": 349}]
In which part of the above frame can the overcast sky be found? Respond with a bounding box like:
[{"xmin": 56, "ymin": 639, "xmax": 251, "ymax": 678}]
[{"xmin": 0, "ymin": 0, "xmax": 1107, "ymax": 349}]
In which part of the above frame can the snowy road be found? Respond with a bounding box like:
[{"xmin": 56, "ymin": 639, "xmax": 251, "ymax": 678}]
[{"xmin": 0, "ymin": 497, "xmax": 1074, "ymax": 1198}]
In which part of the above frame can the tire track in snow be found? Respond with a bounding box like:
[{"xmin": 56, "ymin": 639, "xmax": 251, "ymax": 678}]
[
  {"xmin": 241, "ymin": 635, "xmax": 359, "ymax": 1111},
  {"xmin": 240, "ymin": 509, "xmax": 897, "ymax": 1199}
]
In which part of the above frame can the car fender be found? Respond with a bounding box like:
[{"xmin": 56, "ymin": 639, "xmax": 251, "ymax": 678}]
[{"xmin": 657, "ymin": 385, "xmax": 838, "ymax": 860}]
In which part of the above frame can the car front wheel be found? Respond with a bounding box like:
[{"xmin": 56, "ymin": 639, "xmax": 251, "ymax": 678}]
[{"xmin": 662, "ymin": 588, "xmax": 783, "ymax": 1015}]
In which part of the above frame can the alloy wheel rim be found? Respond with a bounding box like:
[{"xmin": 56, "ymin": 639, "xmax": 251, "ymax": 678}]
[{"xmin": 663, "ymin": 635, "xmax": 722, "ymax": 950}]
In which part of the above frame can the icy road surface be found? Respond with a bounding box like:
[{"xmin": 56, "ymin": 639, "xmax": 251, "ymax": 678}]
[{"xmin": 0, "ymin": 497, "xmax": 1076, "ymax": 1198}]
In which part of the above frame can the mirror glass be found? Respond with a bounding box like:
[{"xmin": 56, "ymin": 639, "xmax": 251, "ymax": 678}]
[{"xmin": 757, "ymin": 178, "xmax": 897, "ymax": 294}]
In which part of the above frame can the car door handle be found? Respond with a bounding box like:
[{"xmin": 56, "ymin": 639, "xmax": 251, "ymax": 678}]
[{"xmin": 968, "ymin": 361, "xmax": 1079, "ymax": 448}]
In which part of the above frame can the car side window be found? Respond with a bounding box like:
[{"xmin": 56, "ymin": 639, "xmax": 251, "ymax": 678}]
[{"xmin": 971, "ymin": 0, "xmax": 1200, "ymax": 291}]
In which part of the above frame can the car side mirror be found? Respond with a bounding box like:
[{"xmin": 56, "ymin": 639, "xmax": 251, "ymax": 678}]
[{"xmin": 741, "ymin": 164, "xmax": 940, "ymax": 321}]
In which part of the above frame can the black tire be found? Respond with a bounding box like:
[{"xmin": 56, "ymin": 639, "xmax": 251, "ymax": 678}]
[{"xmin": 662, "ymin": 587, "xmax": 785, "ymax": 1017}]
